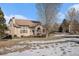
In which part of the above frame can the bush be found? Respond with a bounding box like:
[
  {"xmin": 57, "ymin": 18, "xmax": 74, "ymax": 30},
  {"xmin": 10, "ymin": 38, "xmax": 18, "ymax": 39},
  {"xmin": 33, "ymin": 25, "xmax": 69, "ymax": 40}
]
[{"xmin": 2, "ymin": 34, "xmax": 12, "ymax": 39}]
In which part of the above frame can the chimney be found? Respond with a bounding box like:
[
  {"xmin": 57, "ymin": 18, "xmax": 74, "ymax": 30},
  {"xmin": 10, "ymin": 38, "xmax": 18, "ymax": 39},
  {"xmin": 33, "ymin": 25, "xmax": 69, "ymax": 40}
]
[
  {"xmin": 12, "ymin": 17, "xmax": 15, "ymax": 19},
  {"xmin": 11, "ymin": 17, "xmax": 15, "ymax": 24}
]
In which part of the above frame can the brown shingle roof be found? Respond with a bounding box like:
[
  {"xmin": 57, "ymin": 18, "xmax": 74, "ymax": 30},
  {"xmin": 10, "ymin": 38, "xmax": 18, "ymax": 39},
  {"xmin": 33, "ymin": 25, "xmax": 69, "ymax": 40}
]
[{"xmin": 14, "ymin": 19, "xmax": 41, "ymax": 27}]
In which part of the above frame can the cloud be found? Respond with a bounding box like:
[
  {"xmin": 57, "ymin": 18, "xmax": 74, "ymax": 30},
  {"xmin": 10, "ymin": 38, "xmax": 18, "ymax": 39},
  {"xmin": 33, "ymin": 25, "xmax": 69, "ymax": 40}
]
[
  {"xmin": 4, "ymin": 15, "xmax": 27, "ymax": 24},
  {"xmin": 68, "ymin": 4, "xmax": 79, "ymax": 11}
]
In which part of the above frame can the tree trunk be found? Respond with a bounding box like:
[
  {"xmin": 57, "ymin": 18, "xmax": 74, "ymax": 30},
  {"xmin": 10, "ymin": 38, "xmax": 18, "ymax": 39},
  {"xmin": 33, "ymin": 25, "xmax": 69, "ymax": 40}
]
[
  {"xmin": 46, "ymin": 29, "xmax": 49, "ymax": 39},
  {"xmin": 46, "ymin": 33, "xmax": 48, "ymax": 39}
]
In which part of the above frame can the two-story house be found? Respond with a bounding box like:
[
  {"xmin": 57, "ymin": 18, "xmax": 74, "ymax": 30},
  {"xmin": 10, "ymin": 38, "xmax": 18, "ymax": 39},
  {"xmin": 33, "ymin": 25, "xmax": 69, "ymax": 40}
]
[{"xmin": 8, "ymin": 17, "xmax": 46, "ymax": 37}]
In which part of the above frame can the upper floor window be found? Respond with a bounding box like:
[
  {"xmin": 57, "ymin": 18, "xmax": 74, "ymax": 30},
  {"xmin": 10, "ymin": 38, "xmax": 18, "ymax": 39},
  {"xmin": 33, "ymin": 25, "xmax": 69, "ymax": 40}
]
[
  {"xmin": 21, "ymin": 26, "xmax": 27, "ymax": 30},
  {"xmin": 37, "ymin": 27, "xmax": 41, "ymax": 32}
]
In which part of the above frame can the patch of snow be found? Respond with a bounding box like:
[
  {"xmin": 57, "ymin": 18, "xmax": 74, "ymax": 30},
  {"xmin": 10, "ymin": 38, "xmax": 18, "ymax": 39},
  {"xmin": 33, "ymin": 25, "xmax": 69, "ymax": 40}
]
[{"xmin": 25, "ymin": 38, "xmax": 79, "ymax": 44}]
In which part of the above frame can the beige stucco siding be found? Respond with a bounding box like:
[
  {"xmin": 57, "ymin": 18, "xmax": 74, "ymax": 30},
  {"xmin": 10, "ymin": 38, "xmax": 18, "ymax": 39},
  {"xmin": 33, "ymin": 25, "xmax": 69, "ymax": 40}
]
[
  {"xmin": 14, "ymin": 27, "xmax": 20, "ymax": 37},
  {"xmin": 18, "ymin": 27, "xmax": 33, "ymax": 37},
  {"xmin": 9, "ymin": 21, "xmax": 15, "ymax": 36},
  {"xmin": 9, "ymin": 24, "xmax": 33, "ymax": 37}
]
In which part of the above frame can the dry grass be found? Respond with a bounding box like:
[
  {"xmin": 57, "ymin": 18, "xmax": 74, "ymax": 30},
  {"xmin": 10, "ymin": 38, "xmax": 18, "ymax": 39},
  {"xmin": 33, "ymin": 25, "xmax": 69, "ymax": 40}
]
[
  {"xmin": 0, "ymin": 38, "xmax": 32, "ymax": 48},
  {"xmin": 0, "ymin": 37, "xmax": 63, "ymax": 48},
  {"xmin": 0, "ymin": 35, "xmax": 66, "ymax": 55},
  {"xmin": 0, "ymin": 39, "xmax": 32, "ymax": 55},
  {"xmin": 0, "ymin": 38, "xmax": 47, "ymax": 55},
  {"xmin": 0, "ymin": 40, "xmax": 18, "ymax": 48}
]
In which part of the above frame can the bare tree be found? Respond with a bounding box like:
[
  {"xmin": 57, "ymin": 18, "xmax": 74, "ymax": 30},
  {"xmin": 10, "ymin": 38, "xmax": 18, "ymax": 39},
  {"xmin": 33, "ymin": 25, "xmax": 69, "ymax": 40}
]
[
  {"xmin": 36, "ymin": 3, "xmax": 61, "ymax": 38},
  {"xmin": 66, "ymin": 8, "xmax": 79, "ymax": 34}
]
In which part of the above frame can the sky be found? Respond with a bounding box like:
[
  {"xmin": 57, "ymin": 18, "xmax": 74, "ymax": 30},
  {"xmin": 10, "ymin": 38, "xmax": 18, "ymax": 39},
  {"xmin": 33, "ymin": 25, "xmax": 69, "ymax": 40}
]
[{"xmin": 0, "ymin": 3, "xmax": 79, "ymax": 24}]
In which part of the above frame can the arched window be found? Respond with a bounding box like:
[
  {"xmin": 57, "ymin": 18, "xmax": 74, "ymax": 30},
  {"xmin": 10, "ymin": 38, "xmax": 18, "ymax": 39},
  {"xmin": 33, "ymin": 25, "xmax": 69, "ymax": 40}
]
[{"xmin": 37, "ymin": 27, "xmax": 41, "ymax": 32}]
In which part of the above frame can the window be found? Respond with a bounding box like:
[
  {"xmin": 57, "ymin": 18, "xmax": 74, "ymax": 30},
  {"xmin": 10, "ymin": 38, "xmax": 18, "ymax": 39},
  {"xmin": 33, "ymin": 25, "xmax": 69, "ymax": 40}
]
[
  {"xmin": 21, "ymin": 26, "xmax": 27, "ymax": 30},
  {"xmin": 20, "ymin": 30, "xmax": 27, "ymax": 33},
  {"xmin": 43, "ymin": 29, "xmax": 45, "ymax": 33},
  {"xmin": 23, "ymin": 30, "xmax": 27, "ymax": 33},
  {"xmin": 37, "ymin": 27, "xmax": 41, "ymax": 32},
  {"xmin": 20, "ymin": 26, "xmax": 28, "ymax": 33}
]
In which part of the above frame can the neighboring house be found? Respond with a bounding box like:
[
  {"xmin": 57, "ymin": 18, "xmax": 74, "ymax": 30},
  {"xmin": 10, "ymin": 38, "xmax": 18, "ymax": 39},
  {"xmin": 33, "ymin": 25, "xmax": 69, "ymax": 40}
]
[{"xmin": 8, "ymin": 17, "xmax": 46, "ymax": 37}]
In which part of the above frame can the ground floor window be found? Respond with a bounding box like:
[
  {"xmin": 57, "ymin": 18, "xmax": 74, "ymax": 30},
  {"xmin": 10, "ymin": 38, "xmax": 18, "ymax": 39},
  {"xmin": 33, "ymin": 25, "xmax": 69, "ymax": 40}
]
[
  {"xmin": 37, "ymin": 27, "xmax": 41, "ymax": 32},
  {"xmin": 20, "ymin": 30, "xmax": 28, "ymax": 33}
]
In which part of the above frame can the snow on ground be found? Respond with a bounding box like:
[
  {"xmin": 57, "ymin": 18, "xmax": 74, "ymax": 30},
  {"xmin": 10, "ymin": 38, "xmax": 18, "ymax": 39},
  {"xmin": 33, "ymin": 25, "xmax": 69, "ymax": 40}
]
[{"xmin": 4, "ymin": 38, "xmax": 79, "ymax": 56}]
